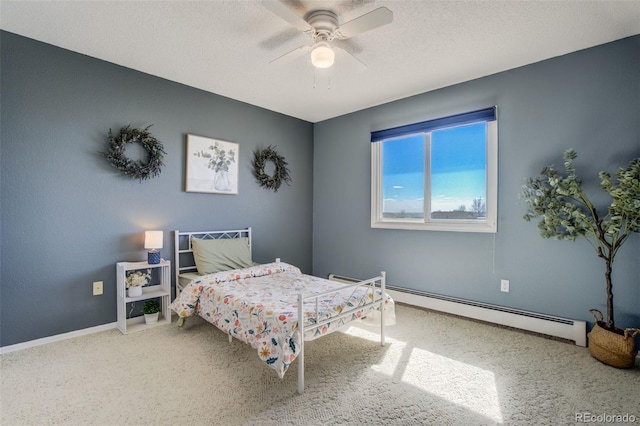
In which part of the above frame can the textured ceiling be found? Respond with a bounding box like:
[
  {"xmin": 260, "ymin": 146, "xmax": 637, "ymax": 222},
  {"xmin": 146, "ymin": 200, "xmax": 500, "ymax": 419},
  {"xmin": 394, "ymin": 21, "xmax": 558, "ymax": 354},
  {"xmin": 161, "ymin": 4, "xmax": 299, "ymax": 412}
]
[{"xmin": 1, "ymin": 1, "xmax": 639, "ymax": 123}]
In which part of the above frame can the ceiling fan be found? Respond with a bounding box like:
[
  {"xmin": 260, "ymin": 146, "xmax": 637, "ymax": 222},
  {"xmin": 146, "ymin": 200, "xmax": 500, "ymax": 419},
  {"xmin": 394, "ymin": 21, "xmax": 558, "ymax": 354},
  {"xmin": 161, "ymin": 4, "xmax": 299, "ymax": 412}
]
[{"xmin": 262, "ymin": 1, "xmax": 393, "ymax": 70}]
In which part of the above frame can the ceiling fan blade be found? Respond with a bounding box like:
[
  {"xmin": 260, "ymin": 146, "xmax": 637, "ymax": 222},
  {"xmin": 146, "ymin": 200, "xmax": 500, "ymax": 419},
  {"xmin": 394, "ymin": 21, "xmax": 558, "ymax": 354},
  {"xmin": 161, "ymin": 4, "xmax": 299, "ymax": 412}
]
[
  {"xmin": 262, "ymin": 0, "xmax": 313, "ymax": 33},
  {"xmin": 268, "ymin": 44, "xmax": 311, "ymax": 65},
  {"xmin": 334, "ymin": 46, "xmax": 367, "ymax": 72},
  {"xmin": 335, "ymin": 7, "xmax": 393, "ymax": 39}
]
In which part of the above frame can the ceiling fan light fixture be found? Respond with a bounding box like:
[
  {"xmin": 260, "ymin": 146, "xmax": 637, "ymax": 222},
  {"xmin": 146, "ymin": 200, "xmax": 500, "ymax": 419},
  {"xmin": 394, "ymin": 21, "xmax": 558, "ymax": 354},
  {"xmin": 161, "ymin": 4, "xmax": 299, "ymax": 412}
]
[{"xmin": 311, "ymin": 42, "xmax": 335, "ymax": 68}]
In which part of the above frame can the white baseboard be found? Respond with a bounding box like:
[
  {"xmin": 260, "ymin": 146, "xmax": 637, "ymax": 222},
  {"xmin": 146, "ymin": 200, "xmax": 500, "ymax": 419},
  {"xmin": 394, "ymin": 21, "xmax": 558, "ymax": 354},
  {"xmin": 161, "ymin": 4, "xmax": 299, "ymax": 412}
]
[
  {"xmin": 0, "ymin": 322, "xmax": 117, "ymax": 355},
  {"xmin": 385, "ymin": 288, "xmax": 587, "ymax": 346}
]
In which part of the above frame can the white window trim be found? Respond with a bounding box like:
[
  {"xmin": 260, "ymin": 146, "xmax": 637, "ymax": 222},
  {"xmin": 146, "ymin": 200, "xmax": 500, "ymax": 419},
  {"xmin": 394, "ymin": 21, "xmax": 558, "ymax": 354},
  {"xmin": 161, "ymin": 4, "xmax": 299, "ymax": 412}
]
[{"xmin": 371, "ymin": 120, "xmax": 497, "ymax": 233}]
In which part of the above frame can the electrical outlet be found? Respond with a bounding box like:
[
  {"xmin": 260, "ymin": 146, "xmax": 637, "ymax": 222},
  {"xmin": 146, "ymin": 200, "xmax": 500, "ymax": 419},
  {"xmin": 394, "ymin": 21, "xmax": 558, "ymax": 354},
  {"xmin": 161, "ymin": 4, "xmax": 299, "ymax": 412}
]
[
  {"xmin": 500, "ymin": 279, "xmax": 510, "ymax": 293},
  {"xmin": 93, "ymin": 281, "xmax": 103, "ymax": 296}
]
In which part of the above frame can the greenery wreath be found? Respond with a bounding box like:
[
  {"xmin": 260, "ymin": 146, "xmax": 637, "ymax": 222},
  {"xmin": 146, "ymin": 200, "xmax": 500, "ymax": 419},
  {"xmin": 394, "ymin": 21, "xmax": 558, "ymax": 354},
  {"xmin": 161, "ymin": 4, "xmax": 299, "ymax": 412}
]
[
  {"xmin": 252, "ymin": 145, "xmax": 292, "ymax": 192},
  {"xmin": 100, "ymin": 125, "xmax": 166, "ymax": 181}
]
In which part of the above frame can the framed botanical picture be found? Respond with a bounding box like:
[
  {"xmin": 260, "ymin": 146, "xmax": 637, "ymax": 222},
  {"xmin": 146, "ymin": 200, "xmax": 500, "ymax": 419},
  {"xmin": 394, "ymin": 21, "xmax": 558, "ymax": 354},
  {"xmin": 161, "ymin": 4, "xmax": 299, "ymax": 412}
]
[{"xmin": 185, "ymin": 134, "xmax": 239, "ymax": 194}]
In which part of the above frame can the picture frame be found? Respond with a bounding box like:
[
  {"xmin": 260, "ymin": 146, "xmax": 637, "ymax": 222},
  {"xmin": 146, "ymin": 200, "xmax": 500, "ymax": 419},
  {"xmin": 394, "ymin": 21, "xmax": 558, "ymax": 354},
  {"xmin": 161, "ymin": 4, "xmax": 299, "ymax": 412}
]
[{"xmin": 185, "ymin": 134, "xmax": 239, "ymax": 194}]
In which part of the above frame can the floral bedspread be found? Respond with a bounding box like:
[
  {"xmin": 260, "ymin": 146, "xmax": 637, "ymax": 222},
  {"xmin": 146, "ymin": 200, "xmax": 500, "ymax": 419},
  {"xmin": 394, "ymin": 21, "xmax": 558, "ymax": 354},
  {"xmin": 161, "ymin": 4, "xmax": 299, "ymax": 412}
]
[{"xmin": 170, "ymin": 262, "xmax": 387, "ymax": 378}]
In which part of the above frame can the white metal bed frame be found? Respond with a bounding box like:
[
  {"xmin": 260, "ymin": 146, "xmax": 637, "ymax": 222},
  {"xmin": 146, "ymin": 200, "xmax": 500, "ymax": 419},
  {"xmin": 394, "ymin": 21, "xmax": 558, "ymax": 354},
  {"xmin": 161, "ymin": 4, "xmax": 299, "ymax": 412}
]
[
  {"xmin": 173, "ymin": 228, "xmax": 386, "ymax": 395},
  {"xmin": 174, "ymin": 227, "xmax": 252, "ymax": 298}
]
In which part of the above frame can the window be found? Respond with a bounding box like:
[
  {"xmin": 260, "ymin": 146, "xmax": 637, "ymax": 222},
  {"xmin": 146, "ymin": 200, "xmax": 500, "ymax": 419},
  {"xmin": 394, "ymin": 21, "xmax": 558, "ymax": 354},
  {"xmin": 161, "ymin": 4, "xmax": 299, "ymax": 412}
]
[{"xmin": 371, "ymin": 107, "xmax": 497, "ymax": 232}]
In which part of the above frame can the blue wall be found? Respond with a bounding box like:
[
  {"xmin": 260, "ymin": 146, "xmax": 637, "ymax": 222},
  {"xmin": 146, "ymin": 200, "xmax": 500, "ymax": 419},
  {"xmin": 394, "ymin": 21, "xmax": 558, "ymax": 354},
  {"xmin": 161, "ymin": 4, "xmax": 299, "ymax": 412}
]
[
  {"xmin": 0, "ymin": 32, "xmax": 314, "ymax": 346},
  {"xmin": 312, "ymin": 36, "xmax": 639, "ymax": 329},
  {"xmin": 2, "ymin": 31, "xmax": 638, "ymax": 348}
]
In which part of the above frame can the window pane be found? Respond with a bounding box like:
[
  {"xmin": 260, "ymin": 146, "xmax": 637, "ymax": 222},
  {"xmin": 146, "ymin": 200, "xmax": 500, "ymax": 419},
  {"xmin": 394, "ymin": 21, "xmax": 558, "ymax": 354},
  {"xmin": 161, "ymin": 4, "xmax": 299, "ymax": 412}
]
[
  {"xmin": 371, "ymin": 108, "xmax": 497, "ymax": 233},
  {"xmin": 382, "ymin": 134, "xmax": 424, "ymax": 219},
  {"xmin": 430, "ymin": 123, "xmax": 486, "ymax": 219}
]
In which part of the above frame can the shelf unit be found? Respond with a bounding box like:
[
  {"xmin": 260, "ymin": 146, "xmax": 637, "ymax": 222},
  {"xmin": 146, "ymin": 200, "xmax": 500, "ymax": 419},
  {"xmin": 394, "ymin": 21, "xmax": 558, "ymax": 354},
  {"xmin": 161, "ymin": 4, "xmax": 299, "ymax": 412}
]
[{"xmin": 116, "ymin": 260, "xmax": 171, "ymax": 334}]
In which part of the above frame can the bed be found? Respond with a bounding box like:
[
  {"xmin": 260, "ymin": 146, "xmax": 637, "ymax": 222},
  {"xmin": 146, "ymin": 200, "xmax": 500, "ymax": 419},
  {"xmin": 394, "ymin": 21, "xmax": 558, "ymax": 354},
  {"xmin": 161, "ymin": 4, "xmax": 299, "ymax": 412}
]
[{"xmin": 170, "ymin": 227, "xmax": 394, "ymax": 394}]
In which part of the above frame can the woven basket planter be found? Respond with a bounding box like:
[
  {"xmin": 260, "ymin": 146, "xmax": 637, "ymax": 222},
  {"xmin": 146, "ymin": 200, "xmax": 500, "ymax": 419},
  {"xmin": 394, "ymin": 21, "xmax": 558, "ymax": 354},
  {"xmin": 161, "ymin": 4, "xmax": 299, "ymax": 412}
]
[{"xmin": 588, "ymin": 309, "xmax": 639, "ymax": 369}]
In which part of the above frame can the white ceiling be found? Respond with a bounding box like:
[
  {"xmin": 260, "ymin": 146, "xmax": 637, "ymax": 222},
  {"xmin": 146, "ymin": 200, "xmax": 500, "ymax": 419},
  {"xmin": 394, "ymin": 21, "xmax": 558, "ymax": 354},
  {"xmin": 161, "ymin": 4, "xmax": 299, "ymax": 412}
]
[{"xmin": 1, "ymin": 1, "xmax": 639, "ymax": 123}]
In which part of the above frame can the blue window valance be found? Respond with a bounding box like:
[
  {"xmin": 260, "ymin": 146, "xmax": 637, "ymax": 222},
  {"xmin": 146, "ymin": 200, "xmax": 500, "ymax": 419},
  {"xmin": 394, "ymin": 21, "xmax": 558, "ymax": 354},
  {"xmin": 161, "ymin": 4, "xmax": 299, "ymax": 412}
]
[{"xmin": 371, "ymin": 106, "xmax": 496, "ymax": 142}]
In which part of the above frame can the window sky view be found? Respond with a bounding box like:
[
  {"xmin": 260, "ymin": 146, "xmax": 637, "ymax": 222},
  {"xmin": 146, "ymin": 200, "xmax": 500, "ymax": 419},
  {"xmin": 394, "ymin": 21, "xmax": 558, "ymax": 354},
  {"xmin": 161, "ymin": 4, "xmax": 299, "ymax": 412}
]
[{"xmin": 382, "ymin": 122, "xmax": 487, "ymax": 216}]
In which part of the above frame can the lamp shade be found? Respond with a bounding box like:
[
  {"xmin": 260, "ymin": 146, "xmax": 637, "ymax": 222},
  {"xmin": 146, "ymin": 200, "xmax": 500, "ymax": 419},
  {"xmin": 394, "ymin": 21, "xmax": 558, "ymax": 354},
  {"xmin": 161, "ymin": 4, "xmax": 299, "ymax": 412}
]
[
  {"xmin": 311, "ymin": 42, "xmax": 335, "ymax": 69},
  {"xmin": 144, "ymin": 231, "xmax": 163, "ymax": 250}
]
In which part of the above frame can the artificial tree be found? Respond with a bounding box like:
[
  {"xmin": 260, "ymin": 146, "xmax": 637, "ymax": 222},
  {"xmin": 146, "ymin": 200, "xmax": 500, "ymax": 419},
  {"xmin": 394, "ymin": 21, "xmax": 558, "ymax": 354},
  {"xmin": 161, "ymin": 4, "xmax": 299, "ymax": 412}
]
[{"xmin": 521, "ymin": 149, "xmax": 640, "ymax": 331}]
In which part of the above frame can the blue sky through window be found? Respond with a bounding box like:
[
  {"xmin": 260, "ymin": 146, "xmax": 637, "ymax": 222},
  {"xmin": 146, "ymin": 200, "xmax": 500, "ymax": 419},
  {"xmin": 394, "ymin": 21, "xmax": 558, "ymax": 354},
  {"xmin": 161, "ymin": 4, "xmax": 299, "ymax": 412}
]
[{"xmin": 383, "ymin": 122, "xmax": 486, "ymax": 216}]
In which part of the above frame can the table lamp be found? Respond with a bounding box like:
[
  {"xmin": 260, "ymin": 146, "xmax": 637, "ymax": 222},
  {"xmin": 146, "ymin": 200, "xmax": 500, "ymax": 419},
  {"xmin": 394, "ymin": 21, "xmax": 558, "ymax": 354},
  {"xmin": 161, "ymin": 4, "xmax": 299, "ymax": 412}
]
[{"xmin": 145, "ymin": 230, "xmax": 163, "ymax": 264}]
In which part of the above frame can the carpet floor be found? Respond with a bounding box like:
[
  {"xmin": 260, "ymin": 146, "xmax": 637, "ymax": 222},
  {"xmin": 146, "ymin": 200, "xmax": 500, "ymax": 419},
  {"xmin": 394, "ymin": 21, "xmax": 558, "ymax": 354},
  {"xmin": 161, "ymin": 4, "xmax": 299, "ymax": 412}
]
[{"xmin": 1, "ymin": 304, "xmax": 638, "ymax": 425}]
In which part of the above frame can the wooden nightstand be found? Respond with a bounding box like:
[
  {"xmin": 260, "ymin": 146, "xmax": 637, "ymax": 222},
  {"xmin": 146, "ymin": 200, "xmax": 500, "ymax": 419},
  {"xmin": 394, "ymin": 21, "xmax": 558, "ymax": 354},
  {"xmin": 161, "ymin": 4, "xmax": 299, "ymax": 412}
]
[{"xmin": 116, "ymin": 260, "xmax": 171, "ymax": 334}]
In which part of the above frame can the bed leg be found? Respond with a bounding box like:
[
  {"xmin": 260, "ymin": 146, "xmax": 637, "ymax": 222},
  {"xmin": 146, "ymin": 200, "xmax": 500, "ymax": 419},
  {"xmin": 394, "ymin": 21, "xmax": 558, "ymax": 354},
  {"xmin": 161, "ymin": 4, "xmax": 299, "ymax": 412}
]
[
  {"xmin": 177, "ymin": 317, "xmax": 185, "ymax": 327},
  {"xmin": 297, "ymin": 343, "xmax": 304, "ymax": 395},
  {"xmin": 228, "ymin": 334, "xmax": 232, "ymax": 343},
  {"xmin": 380, "ymin": 271, "xmax": 386, "ymax": 347},
  {"xmin": 297, "ymin": 293, "xmax": 304, "ymax": 395}
]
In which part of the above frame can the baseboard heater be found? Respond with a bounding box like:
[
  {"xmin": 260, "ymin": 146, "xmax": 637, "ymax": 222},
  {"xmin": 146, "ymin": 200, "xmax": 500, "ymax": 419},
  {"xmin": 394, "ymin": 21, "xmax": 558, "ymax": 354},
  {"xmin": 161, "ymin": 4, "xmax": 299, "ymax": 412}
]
[{"xmin": 328, "ymin": 274, "xmax": 587, "ymax": 347}]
